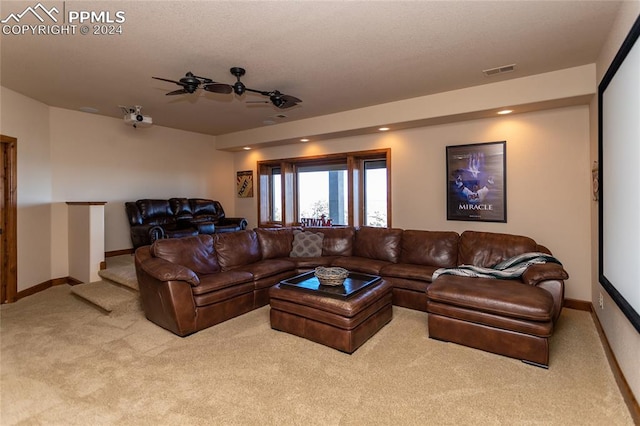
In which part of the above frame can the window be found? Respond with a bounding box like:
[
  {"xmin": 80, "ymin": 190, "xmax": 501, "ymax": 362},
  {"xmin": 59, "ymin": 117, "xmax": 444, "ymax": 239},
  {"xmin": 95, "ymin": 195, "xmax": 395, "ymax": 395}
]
[
  {"xmin": 297, "ymin": 163, "xmax": 348, "ymax": 225},
  {"xmin": 364, "ymin": 160, "xmax": 388, "ymax": 227},
  {"xmin": 271, "ymin": 167, "xmax": 281, "ymax": 222},
  {"xmin": 258, "ymin": 149, "xmax": 390, "ymax": 227}
]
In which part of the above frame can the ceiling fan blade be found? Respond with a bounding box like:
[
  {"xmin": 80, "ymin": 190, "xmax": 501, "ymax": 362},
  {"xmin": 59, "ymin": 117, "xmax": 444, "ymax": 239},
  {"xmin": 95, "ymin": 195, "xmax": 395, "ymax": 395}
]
[
  {"xmin": 278, "ymin": 95, "xmax": 302, "ymax": 108},
  {"xmin": 166, "ymin": 89, "xmax": 189, "ymax": 96},
  {"xmin": 153, "ymin": 76, "xmax": 182, "ymax": 85},
  {"xmin": 281, "ymin": 95, "xmax": 302, "ymax": 103},
  {"xmin": 203, "ymin": 83, "xmax": 233, "ymax": 94}
]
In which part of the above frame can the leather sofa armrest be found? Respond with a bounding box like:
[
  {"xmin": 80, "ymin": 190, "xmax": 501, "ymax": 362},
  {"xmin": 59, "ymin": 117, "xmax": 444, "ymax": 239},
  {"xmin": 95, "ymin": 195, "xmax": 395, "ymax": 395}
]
[
  {"xmin": 125, "ymin": 202, "xmax": 142, "ymax": 225},
  {"xmin": 129, "ymin": 224, "xmax": 157, "ymax": 249},
  {"xmin": 140, "ymin": 257, "xmax": 200, "ymax": 287},
  {"xmin": 148, "ymin": 225, "xmax": 165, "ymax": 243},
  {"xmin": 522, "ymin": 263, "xmax": 569, "ymax": 286},
  {"xmin": 218, "ymin": 217, "xmax": 248, "ymax": 230}
]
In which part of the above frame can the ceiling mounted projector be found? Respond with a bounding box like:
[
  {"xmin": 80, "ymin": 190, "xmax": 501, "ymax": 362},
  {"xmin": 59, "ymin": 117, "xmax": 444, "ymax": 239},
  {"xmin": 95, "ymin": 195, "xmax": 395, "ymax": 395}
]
[{"xmin": 120, "ymin": 105, "xmax": 152, "ymax": 128}]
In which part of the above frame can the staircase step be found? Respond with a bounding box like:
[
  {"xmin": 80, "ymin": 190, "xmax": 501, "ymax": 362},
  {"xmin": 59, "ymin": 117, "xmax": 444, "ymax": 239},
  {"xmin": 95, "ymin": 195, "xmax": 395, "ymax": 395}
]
[
  {"xmin": 71, "ymin": 280, "xmax": 137, "ymax": 313},
  {"xmin": 98, "ymin": 265, "xmax": 138, "ymax": 291}
]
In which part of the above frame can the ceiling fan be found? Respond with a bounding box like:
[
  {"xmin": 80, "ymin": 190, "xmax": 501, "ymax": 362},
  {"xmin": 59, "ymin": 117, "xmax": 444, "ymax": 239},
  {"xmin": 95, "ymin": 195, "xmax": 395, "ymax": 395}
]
[{"xmin": 152, "ymin": 67, "xmax": 302, "ymax": 109}]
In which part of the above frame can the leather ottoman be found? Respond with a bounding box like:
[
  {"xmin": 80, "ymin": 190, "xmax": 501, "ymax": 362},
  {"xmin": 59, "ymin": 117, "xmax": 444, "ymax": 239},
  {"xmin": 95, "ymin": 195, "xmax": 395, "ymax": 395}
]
[{"xmin": 269, "ymin": 279, "xmax": 393, "ymax": 354}]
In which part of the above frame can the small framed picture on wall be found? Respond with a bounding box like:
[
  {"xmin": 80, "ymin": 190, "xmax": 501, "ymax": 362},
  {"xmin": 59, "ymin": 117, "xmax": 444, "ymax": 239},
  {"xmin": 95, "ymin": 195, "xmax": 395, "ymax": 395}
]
[
  {"xmin": 236, "ymin": 170, "xmax": 253, "ymax": 198},
  {"xmin": 446, "ymin": 141, "xmax": 506, "ymax": 222}
]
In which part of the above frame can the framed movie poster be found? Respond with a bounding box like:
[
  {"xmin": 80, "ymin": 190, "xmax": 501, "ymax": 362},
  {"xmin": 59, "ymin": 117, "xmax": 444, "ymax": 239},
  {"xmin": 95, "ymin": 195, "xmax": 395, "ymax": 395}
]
[
  {"xmin": 446, "ymin": 141, "xmax": 506, "ymax": 222},
  {"xmin": 236, "ymin": 170, "xmax": 253, "ymax": 198}
]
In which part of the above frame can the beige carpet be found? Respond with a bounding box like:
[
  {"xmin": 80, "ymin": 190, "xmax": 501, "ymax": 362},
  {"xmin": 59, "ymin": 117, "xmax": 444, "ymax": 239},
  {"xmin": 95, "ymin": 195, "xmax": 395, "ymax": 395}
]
[
  {"xmin": 0, "ymin": 285, "xmax": 633, "ymax": 425},
  {"xmin": 70, "ymin": 256, "xmax": 139, "ymax": 314},
  {"xmin": 70, "ymin": 281, "xmax": 140, "ymax": 314}
]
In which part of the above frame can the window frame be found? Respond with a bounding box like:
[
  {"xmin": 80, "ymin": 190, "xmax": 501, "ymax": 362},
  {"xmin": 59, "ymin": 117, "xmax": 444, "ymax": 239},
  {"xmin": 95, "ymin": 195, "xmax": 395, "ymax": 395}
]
[{"xmin": 257, "ymin": 148, "xmax": 391, "ymax": 227}]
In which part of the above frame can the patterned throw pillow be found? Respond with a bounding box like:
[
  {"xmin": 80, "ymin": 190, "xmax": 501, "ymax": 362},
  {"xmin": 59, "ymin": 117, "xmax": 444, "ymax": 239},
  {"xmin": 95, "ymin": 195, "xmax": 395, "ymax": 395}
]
[{"xmin": 290, "ymin": 230, "xmax": 324, "ymax": 257}]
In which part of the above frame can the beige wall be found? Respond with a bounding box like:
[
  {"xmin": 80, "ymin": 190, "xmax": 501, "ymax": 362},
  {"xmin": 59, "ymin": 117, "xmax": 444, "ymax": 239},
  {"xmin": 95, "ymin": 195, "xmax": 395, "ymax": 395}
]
[
  {"xmin": 591, "ymin": 3, "xmax": 640, "ymax": 404},
  {"xmin": 0, "ymin": 87, "xmax": 53, "ymax": 292},
  {"xmin": 48, "ymin": 107, "xmax": 234, "ymax": 253},
  {"xmin": 1, "ymin": 88, "xmax": 236, "ymax": 291},
  {"xmin": 234, "ymin": 105, "xmax": 591, "ymax": 301},
  {"xmin": 218, "ymin": 65, "xmax": 595, "ymax": 150}
]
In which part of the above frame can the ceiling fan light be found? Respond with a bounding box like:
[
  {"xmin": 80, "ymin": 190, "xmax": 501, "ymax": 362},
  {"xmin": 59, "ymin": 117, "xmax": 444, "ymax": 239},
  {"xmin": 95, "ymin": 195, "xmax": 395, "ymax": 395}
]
[
  {"xmin": 180, "ymin": 75, "xmax": 199, "ymax": 86},
  {"xmin": 270, "ymin": 96, "xmax": 285, "ymax": 108},
  {"xmin": 233, "ymin": 82, "xmax": 245, "ymax": 95}
]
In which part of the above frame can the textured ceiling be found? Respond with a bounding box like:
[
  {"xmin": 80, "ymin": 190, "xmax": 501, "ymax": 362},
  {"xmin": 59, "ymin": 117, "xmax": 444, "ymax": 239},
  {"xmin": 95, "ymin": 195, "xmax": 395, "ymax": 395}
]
[{"xmin": 0, "ymin": 1, "xmax": 622, "ymax": 136}]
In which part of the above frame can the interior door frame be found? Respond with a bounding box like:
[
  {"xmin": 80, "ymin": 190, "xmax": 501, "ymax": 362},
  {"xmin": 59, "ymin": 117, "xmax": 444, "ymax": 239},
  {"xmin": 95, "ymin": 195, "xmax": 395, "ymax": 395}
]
[{"xmin": 1, "ymin": 134, "xmax": 17, "ymax": 303}]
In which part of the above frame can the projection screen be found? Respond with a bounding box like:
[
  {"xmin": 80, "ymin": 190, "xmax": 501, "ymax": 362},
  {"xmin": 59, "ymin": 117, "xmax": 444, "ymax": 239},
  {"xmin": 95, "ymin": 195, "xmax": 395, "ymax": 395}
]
[{"xmin": 598, "ymin": 14, "xmax": 640, "ymax": 333}]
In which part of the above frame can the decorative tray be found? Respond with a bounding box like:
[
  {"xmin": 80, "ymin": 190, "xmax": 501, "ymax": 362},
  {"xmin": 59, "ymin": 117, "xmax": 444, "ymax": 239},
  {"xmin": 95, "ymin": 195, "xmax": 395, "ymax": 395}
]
[{"xmin": 280, "ymin": 271, "xmax": 381, "ymax": 299}]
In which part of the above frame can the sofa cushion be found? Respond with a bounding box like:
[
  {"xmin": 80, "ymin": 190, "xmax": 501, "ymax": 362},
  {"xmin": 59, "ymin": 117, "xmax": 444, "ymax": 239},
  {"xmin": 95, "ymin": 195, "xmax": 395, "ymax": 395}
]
[
  {"xmin": 150, "ymin": 234, "xmax": 220, "ymax": 275},
  {"xmin": 353, "ymin": 226, "xmax": 403, "ymax": 263},
  {"xmin": 256, "ymin": 228, "xmax": 294, "ymax": 259},
  {"xmin": 190, "ymin": 198, "xmax": 217, "ymax": 215},
  {"xmin": 304, "ymin": 227, "xmax": 354, "ymax": 256},
  {"xmin": 169, "ymin": 197, "xmax": 193, "ymax": 218},
  {"xmin": 400, "ymin": 230, "xmax": 458, "ymax": 267},
  {"xmin": 290, "ymin": 230, "xmax": 324, "ymax": 257},
  {"xmin": 137, "ymin": 199, "xmax": 175, "ymax": 225},
  {"xmin": 188, "ymin": 199, "xmax": 219, "ymax": 224},
  {"xmin": 211, "ymin": 200, "xmax": 227, "ymax": 220},
  {"xmin": 383, "ymin": 276, "xmax": 430, "ymax": 293},
  {"xmin": 192, "ymin": 271, "xmax": 254, "ymax": 295},
  {"xmin": 331, "ymin": 256, "xmax": 391, "ymax": 275},
  {"xmin": 289, "ymin": 256, "xmax": 336, "ymax": 270},
  {"xmin": 214, "ymin": 230, "xmax": 261, "ymax": 270},
  {"xmin": 380, "ymin": 263, "xmax": 438, "ymax": 282},
  {"xmin": 237, "ymin": 258, "xmax": 296, "ymax": 280},
  {"xmin": 458, "ymin": 231, "xmax": 538, "ymax": 268},
  {"xmin": 427, "ymin": 275, "xmax": 554, "ymax": 322}
]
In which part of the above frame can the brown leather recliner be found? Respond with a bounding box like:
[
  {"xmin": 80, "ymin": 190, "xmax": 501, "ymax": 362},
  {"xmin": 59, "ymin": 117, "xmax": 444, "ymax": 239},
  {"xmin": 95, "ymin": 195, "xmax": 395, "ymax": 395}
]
[{"xmin": 125, "ymin": 198, "xmax": 248, "ymax": 249}]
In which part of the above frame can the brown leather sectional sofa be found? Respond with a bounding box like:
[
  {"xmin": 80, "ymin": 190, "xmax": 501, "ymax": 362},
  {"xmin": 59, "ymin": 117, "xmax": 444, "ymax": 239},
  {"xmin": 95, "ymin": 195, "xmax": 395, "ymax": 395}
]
[{"xmin": 134, "ymin": 226, "xmax": 568, "ymax": 366}]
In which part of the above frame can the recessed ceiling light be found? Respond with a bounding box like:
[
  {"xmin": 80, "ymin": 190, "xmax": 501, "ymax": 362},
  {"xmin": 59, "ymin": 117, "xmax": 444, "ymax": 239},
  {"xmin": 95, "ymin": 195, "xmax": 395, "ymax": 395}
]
[
  {"xmin": 378, "ymin": 127, "xmax": 390, "ymax": 131},
  {"xmin": 497, "ymin": 109, "xmax": 513, "ymax": 115},
  {"xmin": 243, "ymin": 147, "xmax": 251, "ymax": 150},
  {"xmin": 300, "ymin": 138, "xmax": 310, "ymax": 142}
]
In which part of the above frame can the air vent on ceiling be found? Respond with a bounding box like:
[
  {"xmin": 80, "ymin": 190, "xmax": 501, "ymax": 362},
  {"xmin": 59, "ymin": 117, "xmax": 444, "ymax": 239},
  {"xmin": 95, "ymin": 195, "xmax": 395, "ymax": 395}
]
[{"xmin": 483, "ymin": 64, "xmax": 516, "ymax": 77}]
